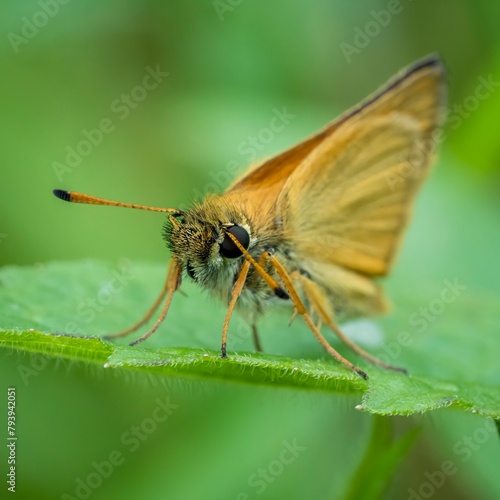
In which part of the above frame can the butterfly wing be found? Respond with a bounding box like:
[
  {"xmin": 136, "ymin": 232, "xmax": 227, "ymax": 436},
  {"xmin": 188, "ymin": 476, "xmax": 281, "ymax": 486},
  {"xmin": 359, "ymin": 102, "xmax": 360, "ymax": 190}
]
[
  {"xmin": 226, "ymin": 57, "xmax": 444, "ymax": 255},
  {"xmin": 278, "ymin": 58, "xmax": 445, "ymax": 283}
]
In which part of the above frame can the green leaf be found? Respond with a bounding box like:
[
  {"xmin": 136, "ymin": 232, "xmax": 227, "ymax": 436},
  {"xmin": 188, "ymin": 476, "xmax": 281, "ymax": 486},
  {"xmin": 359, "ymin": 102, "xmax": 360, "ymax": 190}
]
[{"xmin": 1, "ymin": 260, "xmax": 499, "ymax": 417}]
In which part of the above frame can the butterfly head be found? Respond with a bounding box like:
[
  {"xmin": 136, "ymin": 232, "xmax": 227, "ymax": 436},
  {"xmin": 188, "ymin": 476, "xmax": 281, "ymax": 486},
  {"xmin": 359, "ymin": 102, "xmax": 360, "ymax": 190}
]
[{"xmin": 163, "ymin": 195, "xmax": 252, "ymax": 288}]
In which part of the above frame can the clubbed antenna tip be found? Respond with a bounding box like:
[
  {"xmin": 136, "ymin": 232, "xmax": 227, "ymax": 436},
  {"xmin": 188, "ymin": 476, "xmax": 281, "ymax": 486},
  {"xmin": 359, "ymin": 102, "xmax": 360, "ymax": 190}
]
[{"xmin": 53, "ymin": 189, "xmax": 71, "ymax": 202}]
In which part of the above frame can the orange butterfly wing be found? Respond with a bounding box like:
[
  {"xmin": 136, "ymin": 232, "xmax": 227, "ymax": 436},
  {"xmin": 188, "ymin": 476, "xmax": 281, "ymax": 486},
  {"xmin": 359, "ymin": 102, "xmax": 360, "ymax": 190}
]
[
  {"xmin": 278, "ymin": 57, "xmax": 445, "ymax": 279},
  {"xmin": 225, "ymin": 58, "xmax": 444, "ymax": 266}
]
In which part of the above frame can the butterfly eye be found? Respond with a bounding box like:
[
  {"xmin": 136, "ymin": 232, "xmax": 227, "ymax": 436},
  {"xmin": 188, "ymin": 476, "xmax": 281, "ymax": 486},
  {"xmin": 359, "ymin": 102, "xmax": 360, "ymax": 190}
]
[{"xmin": 220, "ymin": 225, "xmax": 250, "ymax": 259}]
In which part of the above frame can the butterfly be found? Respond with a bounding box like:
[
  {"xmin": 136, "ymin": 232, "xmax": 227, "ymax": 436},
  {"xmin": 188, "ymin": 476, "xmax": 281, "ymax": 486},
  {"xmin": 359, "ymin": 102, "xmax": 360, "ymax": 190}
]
[{"xmin": 53, "ymin": 55, "xmax": 446, "ymax": 379}]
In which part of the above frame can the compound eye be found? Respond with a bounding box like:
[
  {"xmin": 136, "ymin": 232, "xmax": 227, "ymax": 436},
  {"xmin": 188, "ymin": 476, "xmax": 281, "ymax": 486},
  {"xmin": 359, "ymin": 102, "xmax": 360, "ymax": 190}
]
[{"xmin": 220, "ymin": 225, "xmax": 250, "ymax": 259}]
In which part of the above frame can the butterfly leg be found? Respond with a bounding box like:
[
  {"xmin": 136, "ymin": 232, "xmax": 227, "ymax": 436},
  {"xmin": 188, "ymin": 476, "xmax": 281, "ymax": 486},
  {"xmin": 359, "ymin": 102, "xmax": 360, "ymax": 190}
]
[
  {"xmin": 127, "ymin": 259, "xmax": 182, "ymax": 346},
  {"xmin": 251, "ymin": 324, "xmax": 263, "ymax": 352},
  {"xmin": 121, "ymin": 259, "xmax": 182, "ymax": 346},
  {"xmin": 221, "ymin": 260, "xmax": 251, "ymax": 357},
  {"xmin": 265, "ymin": 254, "xmax": 369, "ymax": 380},
  {"xmin": 221, "ymin": 246, "xmax": 288, "ymax": 357},
  {"xmin": 248, "ymin": 250, "xmax": 278, "ymax": 353},
  {"xmin": 103, "ymin": 259, "xmax": 180, "ymax": 341},
  {"xmin": 292, "ymin": 271, "xmax": 407, "ymax": 374},
  {"xmin": 222, "ymin": 233, "xmax": 367, "ymax": 379}
]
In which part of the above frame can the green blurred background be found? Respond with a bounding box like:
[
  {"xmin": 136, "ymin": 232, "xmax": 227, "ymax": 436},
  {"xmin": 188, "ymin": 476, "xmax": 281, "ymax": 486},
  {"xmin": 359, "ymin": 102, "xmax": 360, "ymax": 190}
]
[{"xmin": 1, "ymin": 1, "xmax": 499, "ymax": 499}]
